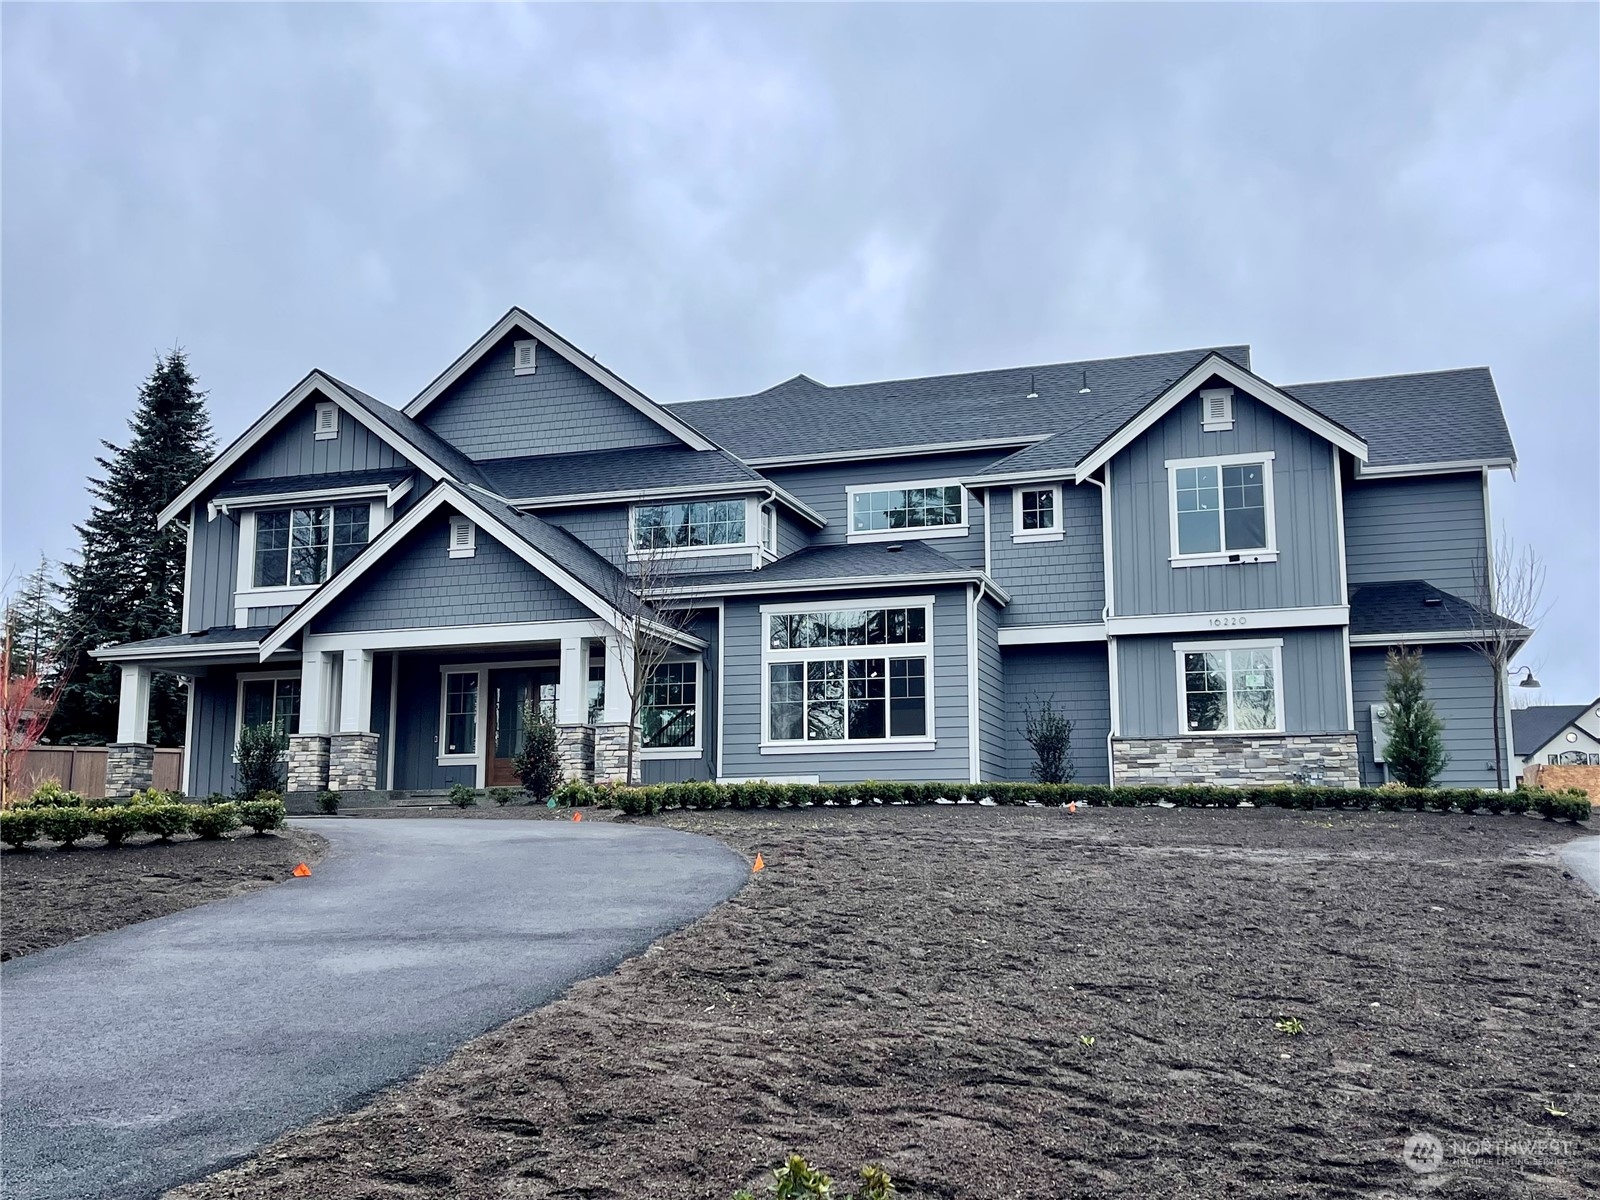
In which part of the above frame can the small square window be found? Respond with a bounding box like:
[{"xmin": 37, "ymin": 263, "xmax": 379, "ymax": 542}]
[
  {"xmin": 448, "ymin": 516, "xmax": 476, "ymax": 558},
  {"xmin": 314, "ymin": 401, "xmax": 339, "ymax": 440},
  {"xmin": 1012, "ymin": 484, "xmax": 1062, "ymax": 541},
  {"xmin": 513, "ymin": 339, "xmax": 537, "ymax": 376}
]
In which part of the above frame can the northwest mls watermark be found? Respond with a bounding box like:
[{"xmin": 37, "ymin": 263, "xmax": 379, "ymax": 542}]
[{"xmin": 1402, "ymin": 1130, "xmax": 1577, "ymax": 1184}]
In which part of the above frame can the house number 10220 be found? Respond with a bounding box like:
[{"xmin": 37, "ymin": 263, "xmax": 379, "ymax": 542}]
[{"xmin": 1208, "ymin": 615, "xmax": 1248, "ymax": 628}]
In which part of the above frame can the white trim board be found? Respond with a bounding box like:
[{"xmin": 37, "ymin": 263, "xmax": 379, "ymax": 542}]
[
  {"xmin": 403, "ymin": 307, "xmax": 717, "ymax": 452},
  {"xmin": 1348, "ymin": 629, "xmax": 1493, "ymax": 646},
  {"xmin": 1353, "ymin": 457, "xmax": 1516, "ymax": 479},
  {"xmin": 649, "ymin": 572, "xmax": 1011, "ymax": 606},
  {"xmin": 1011, "ymin": 482, "xmax": 1065, "ymax": 543},
  {"xmin": 512, "ymin": 481, "xmax": 827, "ymax": 529},
  {"xmin": 207, "ymin": 477, "xmax": 413, "ymax": 521},
  {"xmin": 1172, "ymin": 640, "xmax": 1285, "ymax": 736},
  {"xmin": 1165, "ymin": 451, "xmax": 1279, "ymax": 568},
  {"xmin": 1105, "ymin": 605, "xmax": 1348, "ymax": 638},
  {"xmin": 740, "ymin": 435, "xmax": 1047, "ymax": 470},
  {"xmin": 996, "ymin": 622, "xmax": 1108, "ymax": 646}
]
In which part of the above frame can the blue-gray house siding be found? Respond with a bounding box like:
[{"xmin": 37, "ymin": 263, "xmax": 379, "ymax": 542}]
[
  {"xmin": 1350, "ymin": 644, "xmax": 1506, "ymax": 789},
  {"xmin": 985, "ymin": 483, "xmax": 1104, "ymax": 626},
  {"xmin": 1343, "ymin": 472, "xmax": 1487, "ymax": 599},
  {"xmin": 1002, "ymin": 644, "xmax": 1112, "ymax": 785}
]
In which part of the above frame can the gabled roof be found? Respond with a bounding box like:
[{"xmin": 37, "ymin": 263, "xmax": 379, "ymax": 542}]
[
  {"xmin": 212, "ymin": 468, "xmax": 413, "ymax": 500},
  {"xmin": 648, "ymin": 540, "xmax": 1009, "ymax": 604},
  {"xmin": 672, "ymin": 346, "xmax": 1252, "ymax": 464},
  {"xmin": 1512, "ymin": 702, "xmax": 1597, "ymax": 757},
  {"xmin": 1348, "ymin": 579, "xmax": 1528, "ymax": 640},
  {"xmin": 402, "ymin": 307, "xmax": 718, "ymax": 452},
  {"xmin": 158, "ymin": 371, "xmax": 485, "ymax": 528}
]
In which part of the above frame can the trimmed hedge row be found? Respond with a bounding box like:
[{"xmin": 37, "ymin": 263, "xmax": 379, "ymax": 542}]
[
  {"xmin": 552, "ymin": 779, "xmax": 1592, "ymax": 822},
  {"xmin": 0, "ymin": 794, "xmax": 287, "ymax": 848}
]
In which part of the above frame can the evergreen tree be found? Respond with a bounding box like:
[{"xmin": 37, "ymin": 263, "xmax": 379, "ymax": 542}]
[
  {"xmin": 3, "ymin": 556, "xmax": 64, "ymax": 682},
  {"xmin": 54, "ymin": 350, "xmax": 214, "ymax": 745},
  {"xmin": 1382, "ymin": 647, "xmax": 1449, "ymax": 787}
]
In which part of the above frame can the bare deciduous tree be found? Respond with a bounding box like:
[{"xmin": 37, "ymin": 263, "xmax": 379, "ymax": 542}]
[{"xmin": 1467, "ymin": 530, "xmax": 1547, "ymax": 790}]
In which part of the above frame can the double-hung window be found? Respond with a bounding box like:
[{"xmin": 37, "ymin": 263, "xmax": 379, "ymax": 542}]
[
  {"xmin": 1176, "ymin": 640, "xmax": 1282, "ymax": 734},
  {"xmin": 641, "ymin": 661, "xmax": 699, "ymax": 751},
  {"xmin": 253, "ymin": 503, "xmax": 370, "ymax": 587},
  {"xmin": 632, "ymin": 500, "xmax": 746, "ymax": 552},
  {"xmin": 763, "ymin": 601, "xmax": 932, "ymax": 747},
  {"xmin": 846, "ymin": 481, "xmax": 966, "ymax": 542},
  {"xmin": 1167, "ymin": 453, "xmax": 1275, "ymax": 564}
]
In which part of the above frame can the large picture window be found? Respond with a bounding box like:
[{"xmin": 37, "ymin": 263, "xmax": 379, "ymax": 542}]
[
  {"xmin": 847, "ymin": 482, "xmax": 965, "ymax": 540},
  {"xmin": 632, "ymin": 500, "xmax": 746, "ymax": 551},
  {"xmin": 1167, "ymin": 454, "xmax": 1275, "ymax": 562},
  {"xmin": 253, "ymin": 503, "xmax": 370, "ymax": 587},
  {"xmin": 239, "ymin": 676, "xmax": 300, "ymax": 738},
  {"xmin": 1176, "ymin": 641, "xmax": 1282, "ymax": 734},
  {"xmin": 641, "ymin": 661, "xmax": 699, "ymax": 751},
  {"xmin": 763, "ymin": 601, "xmax": 933, "ymax": 747}
]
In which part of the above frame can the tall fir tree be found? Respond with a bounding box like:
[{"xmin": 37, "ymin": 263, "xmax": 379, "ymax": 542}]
[
  {"xmin": 1381, "ymin": 647, "xmax": 1449, "ymax": 787},
  {"xmin": 3, "ymin": 556, "xmax": 64, "ymax": 682},
  {"xmin": 54, "ymin": 350, "xmax": 214, "ymax": 745}
]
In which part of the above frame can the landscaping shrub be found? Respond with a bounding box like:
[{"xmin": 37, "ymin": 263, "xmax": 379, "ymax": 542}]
[
  {"xmin": 39, "ymin": 806, "xmax": 93, "ymax": 847},
  {"xmin": 234, "ymin": 723, "xmax": 287, "ymax": 801},
  {"xmin": 733, "ymin": 1156, "xmax": 895, "ymax": 1200},
  {"xmin": 128, "ymin": 788, "xmax": 182, "ymax": 807},
  {"xmin": 513, "ymin": 699, "xmax": 564, "ymax": 802},
  {"xmin": 1382, "ymin": 648, "xmax": 1449, "ymax": 787},
  {"xmin": 138, "ymin": 803, "xmax": 193, "ymax": 840},
  {"xmin": 0, "ymin": 808, "xmax": 43, "ymax": 848},
  {"xmin": 489, "ymin": 787, "xmax": 518, "ymax": 806},
  {"xmin": 25, "ymin": 780, "xmax": 83, "ymax": 808},
  {"xmin": 237, "ymin": 797, "xmax": 288, "ymax": 834},
  {"xmin": 1023, "ymin": 697, "xmax": 1075, "ymax": 784},
  {"xmin": 447, "ymin": 783, "xmax": 478, "ymax": 808},
  {"xmin": 189, "ymin": 803, "xmax": 241, "ymax": 839},
  {"xmin": 91, "ymin": 805, "xmax": 146, "ymax": 847},
  {"xmin": 317, "ymin": 789, "xmax": 341, "ymax": 814}
]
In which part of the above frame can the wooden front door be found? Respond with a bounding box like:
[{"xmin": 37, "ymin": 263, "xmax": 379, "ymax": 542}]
[{"xmin": 487, "ymin": 667, "xmax": 558, "ymax": 787}]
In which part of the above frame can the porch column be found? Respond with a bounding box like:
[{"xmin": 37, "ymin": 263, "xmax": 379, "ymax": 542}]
[
  {"xmin": 330, "ymin": 649, "xmax": 379, "ymax": 792},
  {"xmin": 107, "ymin": 664, "xmax": 155, "ymax": 797},
  {"xmin": 554, "ymin": 635, "xmax": 593, "ymax": 784},
  {"xmin": 288, "ymin": 649, "xmax": 333, "ymax": 795},
  {"xmin": 594, "ymin": 634, "xmax": 639, "ymax": 785}
]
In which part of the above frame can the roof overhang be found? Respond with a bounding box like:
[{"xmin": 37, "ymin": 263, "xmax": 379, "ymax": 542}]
[
  {"xmin": 1353, "ymin": 457, "xmax": 1517, "ymax": 480},
  {"xmin": 1073, "ymin": 355, "xmax": 1369, "ymax": 479},
  {"xmin": 159, "ymin": 372, "xmax": 448, "ymax": 528},
  {"xmin": 741, "ymin": 435, "xmax": 1048, "ymax": 470},
  {"xmin": 259, "ymin": 483, "xmax": 653, "ymax": 659},
  {"xmin": 502, "ymin": 479, "xmax": 828, "ymax": 529},
  {"xmin": 207, "ymin": 475, "xmax": 414, "ymax": 521},
  {"xmin": 404, "ymin": 308, "xmax": 718, "ymax": 452},
  {"xmin": 1349, "ymin": 628, "xmax": 1533, "ymax": 648},
  {"xmin": 649, "ymin": 571, "xmax": 1011, "ymax": 606}
]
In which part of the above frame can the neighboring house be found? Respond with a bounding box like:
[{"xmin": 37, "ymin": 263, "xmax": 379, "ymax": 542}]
[
  {"xmin": 1513, "ymin": 700, "xmax": 1600, "ymax": 778},
  {"xmin": 92, "ymin": 308, "xmax": 1530, "ymax": 796}
]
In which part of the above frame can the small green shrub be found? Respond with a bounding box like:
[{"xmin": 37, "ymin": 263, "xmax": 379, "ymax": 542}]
[
  {"xmin": 489, "ymin": 787, "xmax": 518, "ymax": 807},
  {"xmin": 91, "ymin": 805, "xmax": 146, "ymax": 847},
  {"xmin": 447, "ymin": 783, "xmax": 478, "ymax": 808},
  {"xmin": 0, "ymin": 809, "xmax": 43, "ymax": 848},
  {"xmin": 128, "ymin": 788, "xmax": 182, "ymax": 808},
  {"xmin": 237, "ymin": 798, "xmax": 287, "ymax": 834},
  {"xmin": 139, "ymin": 803, "xmax": 193, "ymax": 840},
  {"xmin": 317, "ymin": 790, "xmax": 340, "ymax": 814},
  {"xmin": 513, "ymin": 699, "xmax": 564, "ymax": 801},
  {"xmin": 39, "ymin": 806, "xmax": 93, "ymax": 847},
  {"xmin": 1023, "ymin": 696, "xmax": 1076, "ymax": 784},
  {"xmin": 234, "ymin": 723, "xmax": 287, "ymax": 801},
  {"xmin": 733, "ymin": 1155, "xmax": 895, "ymax": 1200},
  {"xmin": 84, "ymin": 794, "xmax": 120, "ymax": 809},
  {"xmin": 189, "ymin": 803, "xmax": 240, "ymax": 839},
  {"xmin": 26, "ymin": 780, "xmax": 83, "ymax": 808}
]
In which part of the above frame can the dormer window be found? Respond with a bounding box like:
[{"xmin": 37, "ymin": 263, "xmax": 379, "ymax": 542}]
[
  {"xmin": 314, "ymin": 401, "xmax": 340, "ymax": 440},
  {"xmin": 449, "ymin": 516, "xmax": 476, "ymax": 558},
  {"xmin": 513, "ymin": 339, "xmax": 537, "ymax": 376},
  {"xmin": 1200, "ymin": 386, "xmax": 1234, "ymax": 432}
]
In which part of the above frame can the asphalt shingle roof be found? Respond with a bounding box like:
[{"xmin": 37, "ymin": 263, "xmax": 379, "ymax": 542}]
[
  {"xmin": 476, "ymin": 446, "xmax": 762, "ymax": 501},
  {"xmin": 96, "ymin": 626, "xmax": 278, "ymax": 653},
  {"xmin": 324, "ymin": 374, "xmax": 493, "ymax": 490},
  {"xmin": 662, "ymin": 540, "xmax": 982, "ymax": 593},
  {"xmin": 1284, "ymin": 368, "xmax": 1515, "ymax": 469},
  {"xmin": 1348, "ymin": 579, "xmax": 1526, "ymax": 638},
  {"xmin": 213, "ymin": 468, "xmax": 413, "ymax": 499},
  {"xmin": 459, "ymin": 487, "xmax": 634, "ymax": 609},
  {"xmin": 1511, "ymin": 703, "xmax": 1594, "ymax": 757}
]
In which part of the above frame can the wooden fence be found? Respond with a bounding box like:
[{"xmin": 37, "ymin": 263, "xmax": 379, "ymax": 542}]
[{"xmin": 10, "ymin": 747, "xmax": 185, "ymax": 798}]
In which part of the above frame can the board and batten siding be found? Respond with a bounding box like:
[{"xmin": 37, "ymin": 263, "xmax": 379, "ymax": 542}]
[
  {"xmin": 387, "ymin": 650, "xmax": 535, "ymax": 790},
  {"xmin": 718, "ymin": 585, "xmax": 973, "ymax": 782},
  {"xmin": 417, "ymin": 331, "xmax": 678, "ymax": 460},
  {"xmin": 1002, "ymin": 644, "xmax": 1112, "ymax": 785},
  {"xmin": 761, "ymin": 451, "xmax": 1005, "ymax": 571},
  {"xmin": 1343, "ymin": 473, "xmax": 1487, "ymax": 598},
  {"xmin": 312, "ymin": 510, "xmax": 594, "ymax": 634},
  {"xmin": 1116, "ymin": 628, "xmax": 1349, "ymax": 738},
  {"xmin": 1109, "ymin": 391, "xmax": 1343, "ymax": 617},
  {"xmin": 1350, "ymin": 644, "xmax": 1505, "ymax": 789},
  {"xmin": 641, "ymin": 609, "xmax": 719, "ymax": 784},
  {"xmin": 236, "ymin": 396, "xmax": 410, "ymax": 480},
  {"xmin": 985, "ymin": 483, "xmax": 1104, "ymax": 626},
  {"xmin": 187, "ymin": 500, "xmax": 241, "ymax": 632}
]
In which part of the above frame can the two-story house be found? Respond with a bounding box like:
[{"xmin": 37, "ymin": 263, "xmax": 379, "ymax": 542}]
[{"xmin": 92, "ymin": 308, "xmax": 1527, "ymax": 797}]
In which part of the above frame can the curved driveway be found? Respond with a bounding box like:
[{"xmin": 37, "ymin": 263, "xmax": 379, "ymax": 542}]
[{"xmin": 1, "ymin": 818, "xmax": 748, "ymax": 1200}]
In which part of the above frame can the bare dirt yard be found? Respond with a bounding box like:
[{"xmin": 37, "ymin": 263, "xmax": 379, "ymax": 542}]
[
  {"xmin": 166, "ymin": 807, "xmax": 1597, "ymax": 1200},
  {"xmin": 0, "ymin": 827, "xmax": 326, "ymax": 960}
]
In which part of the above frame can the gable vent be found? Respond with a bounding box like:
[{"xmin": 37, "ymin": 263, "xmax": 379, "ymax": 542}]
[
  {"xmin": 513, "ymin": 339, "xmax": 537, "ymax": 376},
  {"xmin": 1200, "ymin": 386, "xmax": 1234, "ymax": 432},
  {"xmin": 448, "ymin": 516, "xmax": 476, "ymax": 558},
  {"xmin": 314, "ymin": 400, "xmax": 339, "ymax": 440}
]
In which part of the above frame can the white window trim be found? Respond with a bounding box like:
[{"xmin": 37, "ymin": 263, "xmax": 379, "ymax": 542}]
[
  {"xmin": 1011, "ymin": 483, "xmax": 1064, "ymax": 544},
  {"xmin": 449, "ymin": 516, "xmax": 476, "ymax": 559},
  {"xmin": 234, "ymin": 670, "xmax": 302, "ymax": 758},
  {"xmin": 1199, "ymin": 386, "xmax": 1234, "ymax": 432},
  {"xmin": 314, "ymin": 401, "xmax": 339, "ymax": 441},
  {"xmin": 627, "ymin": 495, "xmax": 758, "ymax": 562},
  {"xmin": 1165, "ymin": 451, "xmax": 1278, "ymax": 568},
  {"xmin": 758, "ymin": 595, "xmax": 936, "ymax": 753},
  {"xmin": 845, "ymin": 478, "xmax": 970, "ymax": 544},
  {"xmin": 640, "ymin": 656, "xmax": 703, "ymax": 759},
  {"xmin": 437, "ymin": 659, "xmax": 560, "ymax": 781},
  {"xmin": 513, "ymin": 339, "xmax": 537, "ymax": 376},
  {"xmin": 235, "ymin": 499, "xmax": 390, "ymax": 625},
  {"xmin": 1172, "ymin": 638, "xmax": 1284, "ymax": 736}
]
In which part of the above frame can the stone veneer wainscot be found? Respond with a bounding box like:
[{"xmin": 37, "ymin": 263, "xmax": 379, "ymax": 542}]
[{"xmin": 1112, "ymin": 733, "xmax": 1360, "ymax": 787}]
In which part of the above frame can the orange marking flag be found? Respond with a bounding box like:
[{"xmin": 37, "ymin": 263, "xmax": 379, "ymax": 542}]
[
  {"xmin": 572, "ymin": 811, "xmax": 583, "ymax": 822},
  {"xmin": 752, "ymin": 853, "xmax": 765, "ymax": 872},
  {"xmin": 291, "ymin": 863, "xmax": 312, "ymax": 877}
]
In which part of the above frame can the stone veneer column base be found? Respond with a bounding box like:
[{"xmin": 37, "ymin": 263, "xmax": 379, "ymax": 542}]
[
  {"xmin": 287, "ymin": 735, "xmax": 331, "ymax": 794},
  {"xmin": 1112, "ymin": 733, "xmax": 1361, "ymax": 787},
  {"xmin": 557, "ymin": 725, "xmax": 595, "ymax": 785},
  {"xmin": 593, "ymin": 723, "xmax": 641, "ymax": 785},
  {"xmin": 329, "ymin": 732, "xmax": 380, "ymax": 792},
  {"xmin": 105, "ymin": 743, "xmax": 156, "ymax": 797}
]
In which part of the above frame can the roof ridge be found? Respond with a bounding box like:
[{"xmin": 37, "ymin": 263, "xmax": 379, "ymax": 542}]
[{"xmin": 1287, "ymin": 365, "xmax": 1491, "ymax": 388}]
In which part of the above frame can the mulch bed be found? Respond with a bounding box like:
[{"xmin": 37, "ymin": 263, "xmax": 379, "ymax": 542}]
[
  {"xmin": 1, "ymin": 827, "xmax": 326, "ymax": 961},
  {"xmin": 166, "ymin": 807, "xmax": 1597, "ymax": 1200}
]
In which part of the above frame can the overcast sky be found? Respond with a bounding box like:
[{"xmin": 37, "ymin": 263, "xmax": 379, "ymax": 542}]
[{"xmin": 3, "ymin": 3, "xmax": 1596, "ymax": 701}]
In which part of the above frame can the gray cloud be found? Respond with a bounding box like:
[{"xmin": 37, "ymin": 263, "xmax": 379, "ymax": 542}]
[{"xmin": 4, "ymin": 3, "xmax": 1595, "ymax": 698}]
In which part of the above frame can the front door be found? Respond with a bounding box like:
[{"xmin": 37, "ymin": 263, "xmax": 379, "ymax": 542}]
[{"xmin": 487, "ymin": 667, "xmax": 558, "ymax": 787}]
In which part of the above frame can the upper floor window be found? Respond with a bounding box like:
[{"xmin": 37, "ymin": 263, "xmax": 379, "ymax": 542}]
[
  {"xmin": 761, "ymin": 504, "xmax": 777, "ymax": 555},
  {"xmin": 846, "ymin": 481, "xmax": 966, "ymax": 542},
  {"xmin": 632, "ymin": 500, "xmax": 746, "ymax": 552},
  {"xmin": 253, "ymin": 504, "xmax": 369, "ymax": 587},
  {"xmin": 1013, "ymin": 484, "xmax": 1063, "ymax": 542},
  {"xmin": 1176, "ymin": 640, "xmax": 1282, "ymax": 734},
  {"xmin": 1167, "ymin": 452, "xmax": 1276, "ymax": 565}
]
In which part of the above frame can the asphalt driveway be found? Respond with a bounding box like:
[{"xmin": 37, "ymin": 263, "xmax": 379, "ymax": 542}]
[{"xmin": 0, "ymin": 818, "xmax": 749, "ymax": 1200}]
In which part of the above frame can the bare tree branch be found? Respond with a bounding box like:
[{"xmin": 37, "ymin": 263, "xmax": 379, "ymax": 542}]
[{"xmin": 1465, "ymin": 529, "xmax": 1548, "ymax": 789}]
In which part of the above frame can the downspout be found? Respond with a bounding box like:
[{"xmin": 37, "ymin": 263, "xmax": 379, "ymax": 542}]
[
  {"xmin": 1080, "ymin": 468, "xmax": 1117, "ymax": 786},
  {"xmin": 967, "ymin": 582, "xmax": 981, "ymax": 784}
]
